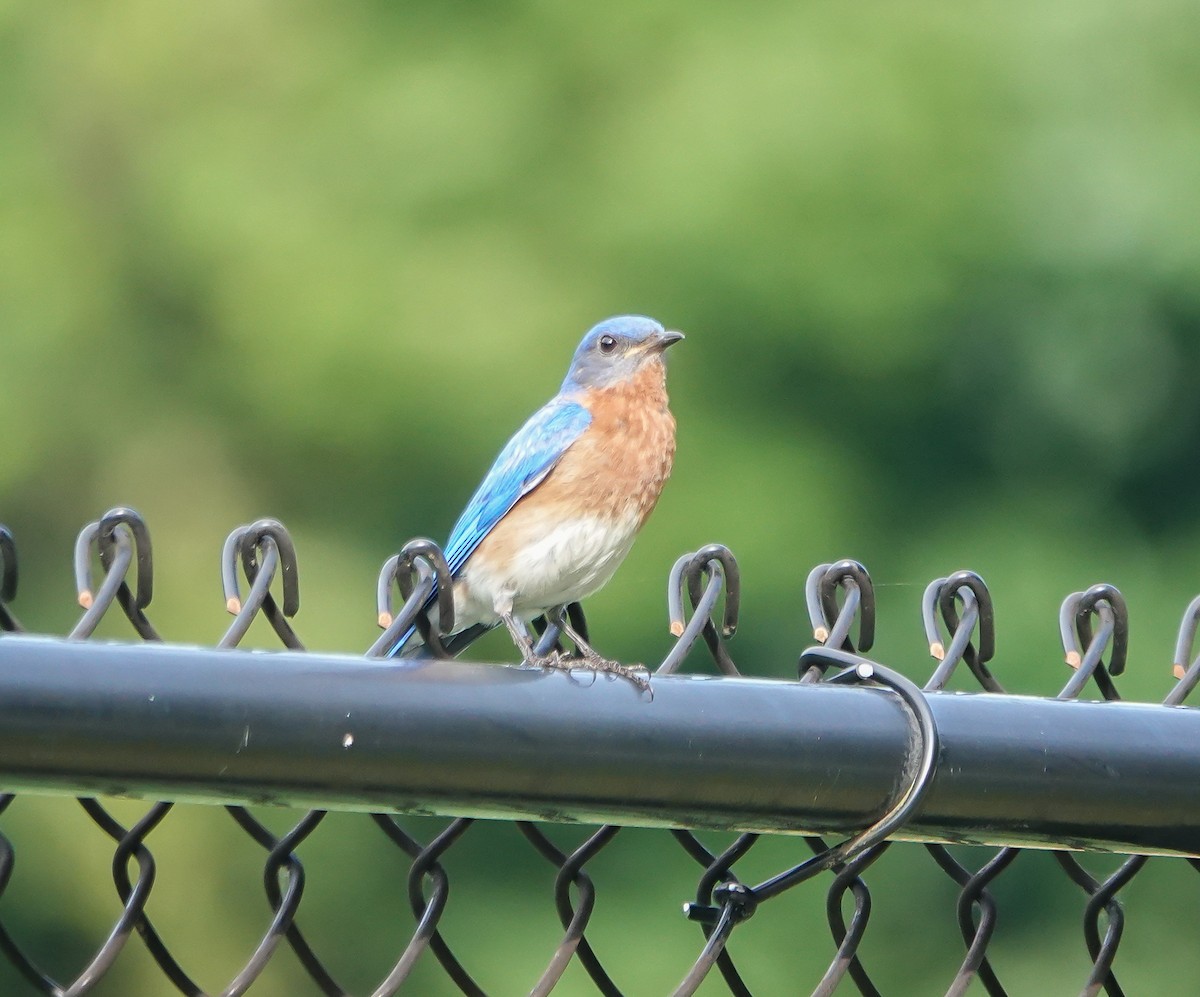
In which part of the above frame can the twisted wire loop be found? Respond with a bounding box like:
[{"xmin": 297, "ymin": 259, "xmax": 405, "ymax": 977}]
[
  {"xmin": 800, "ymin": 560, "xmax": 874, "ymax": 683},
  {"xmin": 364, "ymin": 541, "xmax": 483, "ymax": 993},
  {"xmin": 1053, "ymin": 585, "xmax": 1130, "ymax": 997},
  {"xmin": 517, "ymin": 823, "xmax": 623, "ymax": 997},
  {"xmin": 0, "ymin": 510, "xmax": 176, "ymax": 996},
  {"xmin": 221, "ymin": 519, "xmax": 303, "ymax": 650},
  {"xmin": 659, "ymin": 544, "xmax": 740, "ymax": 676},
  {"xmin": 71, "ymin": 508, "xmax": 160, "ymax": 641},
  {"xmin": 795, "ymin": 559, "xmax": 882, "ymax": 995},
  {"xmin": 370, "ymin": 539, "xmax": 458, "ymax": 658},
  {"xmin": 655, "ymin": 546, "xmax": 758, "ymax": 994},
  {"xmin": 676, "ymin": 646, "xmax": 940, "ymax": 997},
  {"xmin": 1058, "ymin": 585, "xmax": 1127, "ymax": 702},
  {"xmin": 918, "ymin": 572, "xmax": 1011, "ymax": 997},
  {"xmin": 72, "ymin": 511, "xmax": 173, "ymax": 992},
  {"xmin": 215, "ymin": 520, "xmax": 358, "ymax": 997}
]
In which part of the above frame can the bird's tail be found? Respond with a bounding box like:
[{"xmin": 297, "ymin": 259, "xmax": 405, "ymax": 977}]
[
  {"xmin": 384, "ymin": 623, "xmax": 421, "ymax": 658},
  {"xmin": 381, "ymin": 605, "xmax": 495, "ymax": 659}
]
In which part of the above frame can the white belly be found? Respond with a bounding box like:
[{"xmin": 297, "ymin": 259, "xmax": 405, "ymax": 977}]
[{"xmin": 456, "ymin": 514, "xmax": 640, "ymax": 625}]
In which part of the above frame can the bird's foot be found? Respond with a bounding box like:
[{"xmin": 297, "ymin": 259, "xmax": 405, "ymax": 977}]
[
  {"xmin": 525, "ymin": 648, "xmax": 652, "ymax": 693},
  {"xmin": 574, "ymin": 651, "xmax": 653, "ymax": 693},
  {"xmin": 525, "ymin": 649, "xmax": 570, "ymax": 672}
]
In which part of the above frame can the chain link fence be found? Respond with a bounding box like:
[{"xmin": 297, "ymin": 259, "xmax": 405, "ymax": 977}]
[{"xmin": 0, "ymin": 508, "xmax": 1198, "ymax": 995}]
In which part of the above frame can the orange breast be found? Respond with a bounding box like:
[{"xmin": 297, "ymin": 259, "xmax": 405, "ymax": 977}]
[
  {"xmin": 458, "ymin": 359, "xmax": 677, "ymax": 616},
  {"xmin": 470, "ymin": 357, "xmax": 677, "ymax": 578},
  {"xmin": 542, "ymin": 358, "xmax": 677, "ymax": 527}
]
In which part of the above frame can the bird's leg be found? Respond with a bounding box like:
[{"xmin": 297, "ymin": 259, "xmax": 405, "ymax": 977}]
[
  {"xmin": 500, "ymin": 611, "xmax": 543, "ymax": 661},
  {"xmin": 549, "ymin": 605, "xmax": 651, "ymax": 692},
  {"xmin": 500, "ymin": 611, "xmax": 570, "ymax": 671}
]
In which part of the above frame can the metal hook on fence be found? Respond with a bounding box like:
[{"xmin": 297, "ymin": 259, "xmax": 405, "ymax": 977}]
[
  {"xmin": 658, "ymin": 544, "xmax": 740, "ymax": 676},
  {"xmin": 922, "ymin": 570, "xmax": 1001, "ymax": 692},
  {"xmin": 0, "ymin": 526, "xmax": 21, "ymax": 632},
  {"xmin": 676, "ymin": 647, "xmax": 938, "ymax": 996},
  {"xmin": 369, "ymin": 538, "xmax": 457, "ymax": 659},
  {"xmin": 765, "ymin": 650, "xmax": 938, "ymax": 898},
  {"xmin": 678, "ymin": 649, "xmax": 938, "ymax": 983},
  {"xmin": 1058, "ymin": 585, "xmax": 1127, "ymax": 701},
  {"xmin": 220, "ymin": 519, "xmax": 302, "ymax": 649},
  {"xmin": 71, "ymin": 508, "xmax": 159, "ymax": 640},
  {"xmin": 800, "ymin": 560, "xmax": 875, "ymax": 682}
]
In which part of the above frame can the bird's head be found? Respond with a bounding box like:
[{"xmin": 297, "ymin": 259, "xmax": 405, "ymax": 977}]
[{"xmin": 561, "ymin": 315, "xmax": 684, "ymax": 393}]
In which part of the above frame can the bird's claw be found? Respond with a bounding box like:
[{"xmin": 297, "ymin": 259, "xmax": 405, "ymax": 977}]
[
  {"xmin": 587, "ymin": 656, "xmax": 652, "ymax": 691},
  {"xmin": 526, "ymin": 650, "xmax": 568, "ymax": 671},
  {"xmin": 525, "ymin": 649, "xmax": 652, "ymax": 693}
]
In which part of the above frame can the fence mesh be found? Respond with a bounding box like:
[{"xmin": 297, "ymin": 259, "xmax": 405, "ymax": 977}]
[{"xmin": 0, "ymin": 508, "xmax": 1197, "ymax": 996}]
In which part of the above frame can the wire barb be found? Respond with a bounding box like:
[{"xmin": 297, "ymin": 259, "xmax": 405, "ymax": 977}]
[
  {"xmin": 659, "ymin": 544, "xmax": 741, "ymax": 675},
  {"xmin": 1059, "ymin": 585, "xmax": 1127, "ymax": 701},
  {"xmin": 922, "ymin": 570, "xmax": 1001, "ymax": 692},
  {"xmin": 369, "ymin": 538, "xmax": 457, "ymax": 658},
  {"xmin": 71, "ymin": 508, "xmax": 160, "ymax": 640},
  {"xmin": 220, "ymin": 519, "xmax": 303, "ymax": 649},
  {"xmin": 1169, "ymin": 593, "xmax": 1200, "ymax": 699},
  {"xmin": 805, "ymin": 559, "xmax": 875, "ymax": 652}
]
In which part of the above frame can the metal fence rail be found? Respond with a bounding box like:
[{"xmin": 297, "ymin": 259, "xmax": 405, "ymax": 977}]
[{"xmin": 0, "ymin": 508, "xmax": 1198, "ymax": 996}]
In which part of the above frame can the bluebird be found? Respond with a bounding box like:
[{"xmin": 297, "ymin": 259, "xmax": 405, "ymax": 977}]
[{"xmin": 389, "ymin": 315, "xmax": 683, "ymax": 684}]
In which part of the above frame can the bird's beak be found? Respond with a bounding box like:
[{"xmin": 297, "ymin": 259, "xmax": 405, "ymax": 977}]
[{"xmin": 649, "ymin": 330, "xmax": 685, "ymax": 352}]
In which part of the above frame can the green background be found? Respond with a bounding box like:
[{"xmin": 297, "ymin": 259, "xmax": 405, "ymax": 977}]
[{"xmin": 3, "ymin": 1, "xmax": 1200, "ymax": 992}]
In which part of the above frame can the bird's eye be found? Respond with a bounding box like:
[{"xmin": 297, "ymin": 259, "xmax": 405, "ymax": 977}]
[{"xmin": 598, "ymin": 335, "xmax": 618, "ymax": 354}]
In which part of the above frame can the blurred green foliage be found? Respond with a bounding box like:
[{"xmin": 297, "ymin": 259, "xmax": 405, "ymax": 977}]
[{"xmin": 3, "ymin": 0, "xmax": 1200, "ymax": 993}]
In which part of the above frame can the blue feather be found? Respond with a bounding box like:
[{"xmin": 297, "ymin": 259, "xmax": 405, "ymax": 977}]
[
  {"xmin": 444, "ymin": 396, "xmax": 591, "ymax": 574},
  {"xmin": 386, "ymin": 395, "xmax": 591, "ymax": 657}
]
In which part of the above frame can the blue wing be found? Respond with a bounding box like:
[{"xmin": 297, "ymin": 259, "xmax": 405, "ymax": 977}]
[
  {"xmin": 443, "ymin": 395, "xmax": 591, "ymax": 576},
  {"xmin": 386, "ymin": 396, "xmax": 590, "ymax": 658}
]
